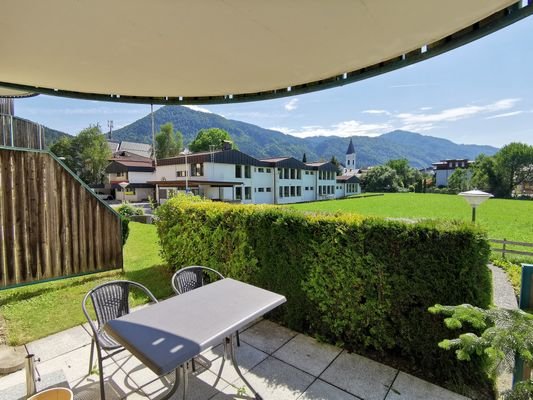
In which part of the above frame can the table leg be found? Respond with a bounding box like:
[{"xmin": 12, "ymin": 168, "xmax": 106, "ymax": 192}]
[
  {"xmin": 227, "ymin": 336, "xmax": 263, "ymax": 400},
  {"xmin": 159, "ymin": 365, "xmax": 185, "ymax": 400}
]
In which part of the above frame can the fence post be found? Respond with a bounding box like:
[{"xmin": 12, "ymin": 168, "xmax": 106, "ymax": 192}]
[
  {"xmin": 502, "ymin": 238, "xmax": 507, "ymax": 259},
  {"xmin": 513, "ymin": 263, "xmax": 533, "ymax": 385}
]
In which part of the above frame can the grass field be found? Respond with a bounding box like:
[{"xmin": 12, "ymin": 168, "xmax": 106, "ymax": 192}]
[
  {"xmin": 0, "ymin": 222, "xmax": 172, "ymax": 345},
  {"xmin": 289, "ymin": 193, "xmax": 533, "ymax": 244}
]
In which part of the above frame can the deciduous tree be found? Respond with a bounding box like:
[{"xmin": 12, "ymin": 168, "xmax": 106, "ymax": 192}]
[{"xmin": 189, "ymin": 128, "xmax": 236, "ymax": 152}]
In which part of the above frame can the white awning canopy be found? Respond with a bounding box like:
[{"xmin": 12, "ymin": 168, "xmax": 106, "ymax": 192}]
[{"xmin": 0, "ymin": 0, "xmax": 531, "ymax": 104}]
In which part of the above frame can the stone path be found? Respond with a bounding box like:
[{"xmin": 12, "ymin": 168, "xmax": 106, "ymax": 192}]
[
  {"xmin": 489, "ymin": 263, "xmax": 519, "ymax": 397},
  {"xmin": 0, "ymin": 319, "xmax": 469, "ymax": 400}
]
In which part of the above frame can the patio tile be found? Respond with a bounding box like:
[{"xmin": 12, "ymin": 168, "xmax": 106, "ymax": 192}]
[
  {"xmin": 70, "ymin": 366, "xmax": 136, "ymax": 400},
  {"xmin": 385, "ymin": 372, "xmax": 470, "ymax": 400},
  {"xmin": 320, "ymin": 351, "xmax": 397, "ymax": 400},
  {"xmin": 36, "ymin": 342, "xmax": 130, "ymax": 385},
  {"xmin": 0, "ymin": 370, "xmax": 68, "ymax": 400},
  {"xmin": 273, "ymin": 334, "xmax": 341, "ymax": 377},
  {"xmin": 298, "ymin": 379, "xmax": 359, "ymax": 400},
  {"xmin": 201, "ymin": 342, "xmax": 269, "ymax": 385},
  {"xmin": 212, "ymin": 357, "xmax": 314, "ymax": 400},
  {"xmin": 26, "ymin": 325, "xmax": 91, "ymax": 362},
  {"xmin": 240, "ymin": 320, "xmax": 297, "ymax": 354},
  {"xmin": 138, "ymin": 369, "xmax": 221, "ymax": 400}
]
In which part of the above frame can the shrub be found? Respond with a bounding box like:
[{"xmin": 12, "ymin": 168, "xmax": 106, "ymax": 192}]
[
  {"xmin": 116, "ymin": 202, "xmax": 144, "ymax": 218},
  {"xmin": 156, "ymin": 197, "xmax": 492, "ymax": 389}
]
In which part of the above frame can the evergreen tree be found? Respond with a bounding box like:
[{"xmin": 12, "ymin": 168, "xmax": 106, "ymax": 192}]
[{"xmin": 302, "ymin": 153, "xmax": 307, "ymax": 163}]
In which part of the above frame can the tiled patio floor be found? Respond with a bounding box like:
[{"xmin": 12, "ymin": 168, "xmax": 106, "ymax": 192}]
[{"xmin": 0, "ymin": 319, "xmax": 468, "ymax": 400}]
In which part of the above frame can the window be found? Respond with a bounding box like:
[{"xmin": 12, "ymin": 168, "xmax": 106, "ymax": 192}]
[
  {"xmin": 279, "ymin": 186, "xmax": 283, "ymax": 198},
  {"xmin": 245, "ymin": 165, "xmax": 251, "ymax": 178},
  {"xmin": 266, "ymin": 187, "xmax": 271, "ymax": 192},
  {"xmin": 176, "ymin": 170, "xmax": 187, "ymax": 177},
  {"xmin": 258, "ymin": 167, "xmax": 264, "ymax": 173},
  {"xmin": 191, "ymin": 163, "xmax": 203, "ymax": 176},
  {"xmin": 305, "ymin": 171, "xmax": 309, "ymax": 175},
  {"xmin": 310, "ymin": 186, "xmax": 314, "ymax": 191},
  {"xmin": 318, "ymin": 186, "xmax": 322, "ymax": 195},
  {"xmin": 235, "ymin": 165, "xmax": 242, "ymax": 178},
  {"xmin": 297, "ymin": 186, "xmax": 301, "ymax": 196},
  {"xmin": 235, "ymin": 187, "xmax": 242, "ymax": 200},
  {"xmin": 245, "ymin": 186, "xmax": 252, "ymax": 199},
  {"xmin": 297, "ymin": 170, "xmax": 301, "ymax": 179},
  {"xmin": 278, "ymin": 168, "xmax": 283, "ymax": 179},
  {"xmin": 284, "ymin": 168, "xmax": 289, "ymax": 179},
  {"xmin": 116, "ymin": 171, "xmax": 125, "ymax": 177},
  {"xmin": 266, "ymin": 168, "xmax": 271, "ymax": 173},
  {"xmin": 258, "ymin": 187, "xmax": 265, "ymax": 192},
  {"xmin": 290, "ymin": 169, "xmax": 296, "ymax": 179},
  {"xmin": 284, "ymin": 186, "xmax": 290, "ymax": 197}
]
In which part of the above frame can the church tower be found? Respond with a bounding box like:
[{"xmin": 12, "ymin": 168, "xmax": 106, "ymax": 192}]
[{"xmin": 345, "ymin": 138, "xmax": 356, "ymax": 174}]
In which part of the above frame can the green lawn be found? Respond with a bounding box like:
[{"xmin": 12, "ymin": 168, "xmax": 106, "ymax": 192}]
[
  {"xmin": 289, "ymin": 193, "xmax": 533, "ymax": 243},
  {"xmin": 0, "ymin": 222, "xmax": 172, "ymax": 345}
]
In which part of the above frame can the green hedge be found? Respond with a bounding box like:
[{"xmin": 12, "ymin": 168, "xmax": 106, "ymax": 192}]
[{"xmin": 156, "ymin": 197, "xmax": 492, "ymax": 388}]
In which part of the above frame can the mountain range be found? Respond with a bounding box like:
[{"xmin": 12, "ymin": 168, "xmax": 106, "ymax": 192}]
[{"xmin": 50, "ymin": 105, "xmax": 499, "ymax": 168}]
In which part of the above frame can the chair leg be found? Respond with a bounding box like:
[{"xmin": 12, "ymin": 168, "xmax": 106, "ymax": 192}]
[
  {"xmin": 96, "ymin": 347, "xmax": 106, "ymax": 400},
  {"xmin": 192, "ymin": 358, "xmax": 196, "ymax": 372},
  {"xmin": 236, "ymin": 331, "xmax": 241, "ymax": 347},
  {"xmin": 88, "ymin": 339, "xmax": 95, "ymax": 375}
]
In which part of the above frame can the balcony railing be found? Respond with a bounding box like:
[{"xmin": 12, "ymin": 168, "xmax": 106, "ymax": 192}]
[{"xmin": 0, "ymin": 113, "xmax": 44, "ymax": 150}]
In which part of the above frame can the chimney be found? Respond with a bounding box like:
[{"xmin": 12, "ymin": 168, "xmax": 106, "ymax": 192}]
[{"xmin": 222, "ymin": 140, "xmax": 232, "ymax": 151}]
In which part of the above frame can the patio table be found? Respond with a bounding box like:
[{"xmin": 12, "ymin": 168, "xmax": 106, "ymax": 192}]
[{"xmin": 104, "ymin": 278, "xmax": 286, "ymax": 399}]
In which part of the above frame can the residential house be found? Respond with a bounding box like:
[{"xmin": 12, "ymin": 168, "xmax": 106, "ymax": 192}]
[
  {"xmin": 432, "ymin": 159, "xmax": 473, "ymax": 187},
  {"xmin": 104, "ymin": 151, "xmax": 156, "ymax": 202}
]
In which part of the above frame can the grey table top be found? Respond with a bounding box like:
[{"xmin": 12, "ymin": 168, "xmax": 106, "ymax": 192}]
[{"xmin": 104, "ymin": 278, "xmax": 286, "ymax": 375}]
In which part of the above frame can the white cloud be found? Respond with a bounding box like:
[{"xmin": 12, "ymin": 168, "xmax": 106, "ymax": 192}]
[
  {"xmin": 485, "ymin": 111, "xmax": 524, "ymax": 119},
  {"xmin": 284, "ymin": 98, "xmax": 299, "ymax": 111},
  {"xmin": 362, "ymin": 109, "xmax": 390, "ymax": 115},
  {"xmin": 183, "ymin": 105, "xmax": 212, "ymax": 114},
  {"xmin": 270, "ymin": 120, "xmax": 392, "ymax": 138},
  {"xmin": 394, "ymin": 98, "xmax": 520, "ymax": 126},
  {"xmin": 419, "ymin": 106, "xmax": 433, "ymax": 111}
]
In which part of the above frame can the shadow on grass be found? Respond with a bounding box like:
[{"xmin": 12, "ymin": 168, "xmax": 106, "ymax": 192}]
[
  {"xmin": 0, "ymin": 270, "xmax": 119, "ymax": 306},
  {"xmin": 123, "ymin": 263, "xmax": 174, "ymax": 301}
]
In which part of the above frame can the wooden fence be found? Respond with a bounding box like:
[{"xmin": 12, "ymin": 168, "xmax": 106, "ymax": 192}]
[
  {"xmin": 0, "ymin": 114, "xmax": 44, "ymax": 150},
  {"xmin": 0, "ymin": 147, "xmax": 123, "ymax": 289},
  {"xmin": 489, "ymin": 238, "xmax": 533, "ymax": 258}
]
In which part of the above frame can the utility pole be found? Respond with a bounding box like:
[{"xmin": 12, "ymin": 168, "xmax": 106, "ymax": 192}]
[
  {"xmin": 107, "ymin": 120, "xmax": 113, "ymax": 140},
  {"xmin": 151, "ymin": 104, "xmax": 157, "ymax": 166}
]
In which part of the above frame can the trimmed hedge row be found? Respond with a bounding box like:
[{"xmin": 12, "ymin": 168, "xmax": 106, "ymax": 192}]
[{"xmin": 156, "ymin": 197, "xmax": 492, "ymax": 386}]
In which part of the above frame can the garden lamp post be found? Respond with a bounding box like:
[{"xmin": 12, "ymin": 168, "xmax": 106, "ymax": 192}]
[
  {"xmin": 118, "ymin": 181, "xmax": 128, "ymax": 203},
  {"xmin": 180, "ymin": 148, "xmax": 191, "ymax": 193},
  {"xmin": 458, "ymin": 189, "xmax": 493, "ymax": 222}
]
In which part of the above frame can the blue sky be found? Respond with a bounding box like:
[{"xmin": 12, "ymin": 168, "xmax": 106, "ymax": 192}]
[{"xmin": 14, "ymin": 15, "xmax": 533, "ymax": 148}]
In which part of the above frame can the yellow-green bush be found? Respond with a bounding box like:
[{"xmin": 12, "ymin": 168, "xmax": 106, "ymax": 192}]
[{"xmin": 156, "ymin": 196, "xmax": 492, "ymax": 387}]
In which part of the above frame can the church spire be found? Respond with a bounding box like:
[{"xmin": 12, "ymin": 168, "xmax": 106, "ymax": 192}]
[{"xmin": 346, "ymin": 138, "xmax": 355, "ymax": 155}]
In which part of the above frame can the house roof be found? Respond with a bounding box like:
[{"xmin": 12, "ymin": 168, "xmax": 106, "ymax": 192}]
[
  {"xmin": 305, "ymin": 161, "xmax": 338, "ymax": 171},
  {"xmin": 1, "ymin": 1, "xmax": 528, "ymax": 104},
  {"xmin": 105, "ymin": 160, "xmax": 155, "ymax": 173},
  {"xmin": 336, "ymin": 175, "xmax": 360, "ymax": 184}
]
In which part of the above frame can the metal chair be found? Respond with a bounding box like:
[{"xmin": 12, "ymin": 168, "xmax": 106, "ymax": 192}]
[
  {"xmin": 171, "ymin": 266, "xmax": 241, "ymax": 347},
  {"xmin": 82, "ymin": 280, "xmax": 158, "ymax": 400}
]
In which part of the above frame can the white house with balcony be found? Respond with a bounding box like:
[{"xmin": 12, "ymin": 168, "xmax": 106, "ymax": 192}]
[
  {"xmin": 432, "ymin": 159, "xmax": 474, "ymax": 187},
  {"xmin": 149, "ymin": 147, "xmax": 343, "ymax": 204}
]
